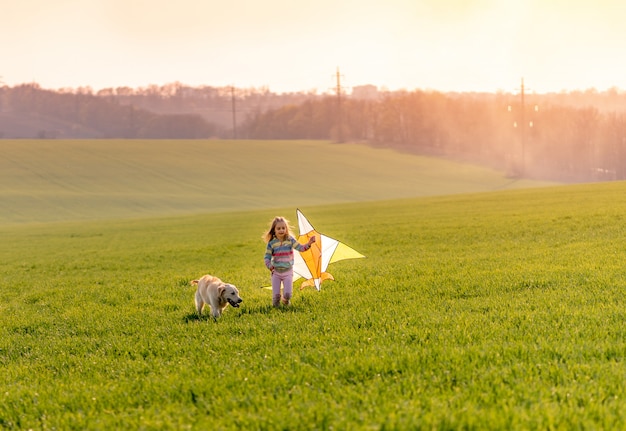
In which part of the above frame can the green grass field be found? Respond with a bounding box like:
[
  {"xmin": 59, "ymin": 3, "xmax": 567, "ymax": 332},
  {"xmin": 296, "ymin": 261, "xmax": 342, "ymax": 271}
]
[
  {"xmin": 0, "ymin": 139, "xmax": 556, "ymax": 225},
  {"xmin": 1, "ymin": 140, "xmax": 625, "ymax": 429}
]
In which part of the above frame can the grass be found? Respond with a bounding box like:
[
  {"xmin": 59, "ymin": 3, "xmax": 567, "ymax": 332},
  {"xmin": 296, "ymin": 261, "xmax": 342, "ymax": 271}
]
[
  {"xmin": 0, "ymin": 139, "xmax": 557, "ymax": 225},
  {"xmin": 2, "ymin": 178, "xmax": 626, "ymax": 429}
]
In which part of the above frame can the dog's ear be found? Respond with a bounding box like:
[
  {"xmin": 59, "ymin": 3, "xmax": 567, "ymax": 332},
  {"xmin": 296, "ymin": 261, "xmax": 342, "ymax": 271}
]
[{"xmin": 218, "ymin": 285, "xmax": 225, "ymax": 296}]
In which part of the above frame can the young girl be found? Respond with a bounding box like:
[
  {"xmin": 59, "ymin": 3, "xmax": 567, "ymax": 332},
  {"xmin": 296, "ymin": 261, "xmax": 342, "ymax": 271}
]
[{"xmin": 263, "ymin": 216, "xmax": 316, "ymax": 307}]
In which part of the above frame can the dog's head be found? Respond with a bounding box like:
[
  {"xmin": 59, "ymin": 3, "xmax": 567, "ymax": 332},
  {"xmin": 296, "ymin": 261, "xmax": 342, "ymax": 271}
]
[{"xmin": 219, "ymin": 283, "xmax": 243, "ymax": 308}]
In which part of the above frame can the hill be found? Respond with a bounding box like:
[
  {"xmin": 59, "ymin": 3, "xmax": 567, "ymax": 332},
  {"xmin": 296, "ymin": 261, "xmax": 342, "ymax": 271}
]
[
  {"xmin": 5, "ymin": 84, "xmax": 626, "ymax": 183},
  {"xmin": 0, "ymin": 139, "xmax": 559, "ymax": 225}
]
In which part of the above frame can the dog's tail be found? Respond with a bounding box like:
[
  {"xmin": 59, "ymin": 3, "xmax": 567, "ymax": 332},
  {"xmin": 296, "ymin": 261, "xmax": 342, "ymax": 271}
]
[{"xmin": 190, "ymin": 280, "xmax": 199, "ymax": 286}]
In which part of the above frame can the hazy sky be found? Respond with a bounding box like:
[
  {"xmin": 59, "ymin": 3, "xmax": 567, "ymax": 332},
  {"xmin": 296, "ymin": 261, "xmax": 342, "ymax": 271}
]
[{"xmin": 2, "ymin": 0, "xmax": 625, "ymax": 94}]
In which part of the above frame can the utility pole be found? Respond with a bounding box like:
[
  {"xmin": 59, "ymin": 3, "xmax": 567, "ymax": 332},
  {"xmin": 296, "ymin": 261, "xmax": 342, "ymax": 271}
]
[
  {"xmin": 520, "ymin": 78, "xmax": 525, "ymax": 177},
  {"xmin": 334, "ymin": 67, "xmax": 343, "ymax": 143},
  {"xmin": 231, "ymin": 86, "xmax": 237, "ymax": 139},
  {"xmin": 508, "ymin": 78, "xmax": 537, "ymax": 178},
  {"xmin": 0, "ymin": 76, "xmax": 4, "ymax": 114}
]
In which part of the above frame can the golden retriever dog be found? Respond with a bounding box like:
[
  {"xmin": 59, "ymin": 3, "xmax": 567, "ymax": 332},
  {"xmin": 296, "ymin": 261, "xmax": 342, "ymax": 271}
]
[{"xmin": 190, "ymin": 274, "xmax": 242, "ymax": 318}]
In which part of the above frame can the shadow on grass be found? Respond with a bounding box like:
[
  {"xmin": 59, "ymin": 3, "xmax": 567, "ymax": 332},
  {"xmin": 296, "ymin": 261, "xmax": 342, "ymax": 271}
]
[
  {"xmin": 237, "ymin": 303, "xmax": 301, "ymax": 316},
  {"xmin": 182, "ymin": 303, "xmax": 300, "ymax": 322},
  {"xmin": 182, "ymin": 312, "xmax": 215, "ymax": 323}
]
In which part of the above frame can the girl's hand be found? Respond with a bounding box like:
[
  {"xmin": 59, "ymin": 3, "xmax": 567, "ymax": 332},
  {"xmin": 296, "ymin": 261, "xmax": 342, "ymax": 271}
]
[{"xmin": 308, "ymin": 236, "xmax": 316, "ymax": 245}]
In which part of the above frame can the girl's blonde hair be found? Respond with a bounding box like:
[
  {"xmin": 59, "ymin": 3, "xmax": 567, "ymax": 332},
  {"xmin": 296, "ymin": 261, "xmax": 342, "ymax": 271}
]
[{"xmin": 262, "ymin": 216, "xmax": 294, "ymax": 243}]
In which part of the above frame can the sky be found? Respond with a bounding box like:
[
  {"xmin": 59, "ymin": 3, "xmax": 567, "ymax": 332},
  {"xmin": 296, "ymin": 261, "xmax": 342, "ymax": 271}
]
[{"xmin": 2, "ymin": 0, "xmax": 626, "ymax": 94}]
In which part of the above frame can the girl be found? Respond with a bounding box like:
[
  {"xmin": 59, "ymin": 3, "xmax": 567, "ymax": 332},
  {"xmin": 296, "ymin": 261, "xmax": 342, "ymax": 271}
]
[{"xmin": 263, "ymin": 216, "xmax": 316, "ymax": 307}]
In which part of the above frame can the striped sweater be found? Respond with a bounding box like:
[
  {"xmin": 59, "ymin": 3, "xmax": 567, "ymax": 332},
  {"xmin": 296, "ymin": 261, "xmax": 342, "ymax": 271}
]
[{"xmin": 264, "ymin": 236, "xmax": 311, "ymax": 271}]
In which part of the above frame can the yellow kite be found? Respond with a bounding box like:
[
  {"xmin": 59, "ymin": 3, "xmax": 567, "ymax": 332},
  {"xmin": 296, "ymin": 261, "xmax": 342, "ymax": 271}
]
[{"xmin": 293, "ymin": 209, "xmax": 365, "ymax": 290}]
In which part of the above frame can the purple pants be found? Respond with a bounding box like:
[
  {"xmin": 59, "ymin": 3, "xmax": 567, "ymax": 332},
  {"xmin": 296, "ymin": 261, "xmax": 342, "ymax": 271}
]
[{"xmin": 271, "ymin": 269, "xmax": 293, "ymax": 302}]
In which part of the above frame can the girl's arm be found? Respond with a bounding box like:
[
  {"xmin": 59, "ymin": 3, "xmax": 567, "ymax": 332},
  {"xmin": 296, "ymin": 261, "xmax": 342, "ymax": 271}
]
[
  {"xmin": 264, "ymin": 242, "xmax": 274, "ymax": 269},
  {"xmin": 292, "ymin": 236, "xmax": 315, "ymax": 252}
]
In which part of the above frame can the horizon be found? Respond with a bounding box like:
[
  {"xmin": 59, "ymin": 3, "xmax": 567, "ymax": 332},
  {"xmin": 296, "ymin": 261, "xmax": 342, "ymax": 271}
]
[
  {"xmin": 2, "ymin": 0, "xmax": 626, "ymax": 94},
  {"xmin": 5, "ymin": 78, "xmax": 626, "ymax": 96}
]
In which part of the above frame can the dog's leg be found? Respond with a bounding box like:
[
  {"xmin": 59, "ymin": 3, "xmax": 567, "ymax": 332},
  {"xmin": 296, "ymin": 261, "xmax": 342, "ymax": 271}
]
[
  {"xmin": 210, "ymin": 301, "xmax": 222, "ymax": 318},
  {"xmin": 195, "ymin": 289, "xmax": 204, "ymax": 315}
]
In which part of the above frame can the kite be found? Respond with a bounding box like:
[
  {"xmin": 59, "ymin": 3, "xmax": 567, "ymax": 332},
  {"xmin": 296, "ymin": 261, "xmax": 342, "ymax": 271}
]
[{"xmin": 292, "ymin": 209, "xmax": 365, "ymax": 290}]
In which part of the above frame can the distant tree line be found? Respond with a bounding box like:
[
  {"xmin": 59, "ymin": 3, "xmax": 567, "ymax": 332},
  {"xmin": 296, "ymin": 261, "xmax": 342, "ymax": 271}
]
[
  {"xmin": 240, "ymin": 88, "xmax": 626, "ymax": 183},
  {"xmin": 0, "ymin": 84, "xmax": 218, "ymax": 139},
  {"xmin": 0, "ymin": 83, "xmax": 319, "ymax": 139},
  {"xmin": 2, "ymin": 82, "xmax": 626, "ymax": 182}
]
